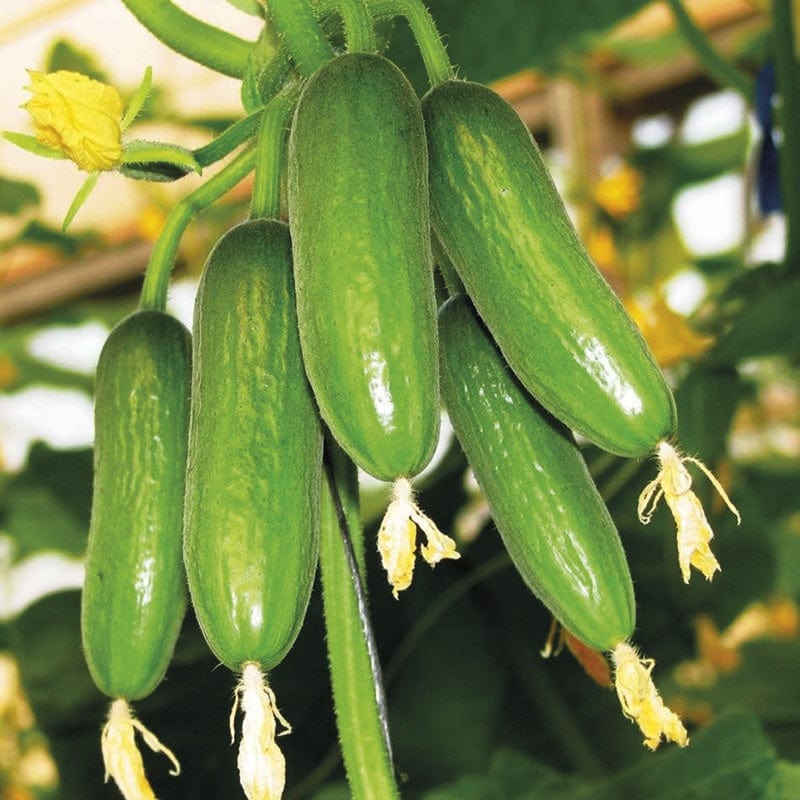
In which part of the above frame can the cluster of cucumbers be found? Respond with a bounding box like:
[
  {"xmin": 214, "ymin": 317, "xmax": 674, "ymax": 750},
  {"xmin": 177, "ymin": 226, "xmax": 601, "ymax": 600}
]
[{"xmin": 80, "ymin": 2, "xmax": 698, "ymax": 797}]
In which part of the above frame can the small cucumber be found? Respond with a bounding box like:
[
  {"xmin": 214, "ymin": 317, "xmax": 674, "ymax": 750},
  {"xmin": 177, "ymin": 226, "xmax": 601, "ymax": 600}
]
[
  {"xmin": 183, "ymin": 219, "xmax": 322, "ymax": 672},
  {"xmin": 424, "ymin": 80, "xmax": 676, "ymax": 458},
  {"xmin": 288, "ymin": 52, "xmax": 439, "ymax": 482},
  {"xmin": 82, "ymin": 310, "xmax": 190, "ymax": 700},
  {"xmin": 439, "ymin": 295, "xmax": 635, "ymax": 651}
]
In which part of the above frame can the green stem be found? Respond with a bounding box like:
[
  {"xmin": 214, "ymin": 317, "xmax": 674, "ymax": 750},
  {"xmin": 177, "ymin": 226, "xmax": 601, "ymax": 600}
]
[
  {"xmin": 337, "ymin": 0, "xmax": 377, "ymax": 52},
  {"xmin": 139, "ymin": 145, "xmax": 257, "ymax": 311},
  {"xmin": 665, "ymin": 0, "xmax": 754, "ymax": 97},
  {"xmin": 250, "ymin": 84, "xmax": 301, "ymax": 220},
  {"xmin": 320, "ymin": 438, "xmax": 400, "ymax": 800},
  {"xmin": 119, "ymin": 0, "xmax": 253, "ymax": 78},
  {"xmin": 773, "ymin": 0, "xmax": 800, "ymax": 273},
  {"xmin": 267, "ymin": 0, "xmax": 335, "ymax": 76},
  {"xmin": 193, "ymin": 109, "xmax": 263, "ymax": 168},
  {"xmin": 369, "ymin": 0, "xmax": 454, "ymax": 87}
]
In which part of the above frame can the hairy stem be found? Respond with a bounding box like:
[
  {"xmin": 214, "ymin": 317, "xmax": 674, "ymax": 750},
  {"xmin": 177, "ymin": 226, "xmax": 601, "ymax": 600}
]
[
  {"xmin": 139, "ymin": 146, "xmax": 256, "ymax": 311},
  {"xmin": 120, "ymin": 0, "xmax": 253, "ymax": 78},
  {"xmin": 267, "ymin": 0, "xmax": 335, "ymax": 76}
]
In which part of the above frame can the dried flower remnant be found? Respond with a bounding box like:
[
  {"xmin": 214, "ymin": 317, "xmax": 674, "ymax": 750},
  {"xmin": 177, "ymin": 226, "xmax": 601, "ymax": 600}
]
[
  {"xmin": 378, "ymin": 477, "xmax": 460, "ymax": 598},
  {"xmin": 612, "ymin": 642, "xmax": 689, "ymax": 750},
  {"xmin": 230, "ymin": 663, "xmax": 291, "ymax": 800},
  {"xmin": 638, "ymin": 441, "xmax": 740, "ymax": 583},
  {"xmin": 101, "ymin": 699, "xmax": 179, "ymax": 800}
]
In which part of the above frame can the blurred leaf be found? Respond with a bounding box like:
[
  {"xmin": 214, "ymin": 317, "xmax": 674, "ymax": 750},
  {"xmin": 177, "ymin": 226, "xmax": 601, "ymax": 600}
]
[
  {"xmin": 599, "ymin": 29, "xmax": 686, "ymax": 67},
  {"xmin": 424, "ymin": 709, "xmax": 780, "ymax": 799},
  {"xmin": 45, "ymin": 39, "xmax": 108, "ymax": 82},
  {"xmin": 766, "ymin": 762, "xmax": 800, "ymax": 799},
  {"xmin": 0, "ymin": 174, "xmax": 41, "ymax": 215},
  {"xmin": 390, "ymin": 0, "xmax": 651, "ymax": 90},
  {"xmin": 711, "ymin": 273, "xmax": 800, "ymax": 365},
  {"xmin": 0, "ymin": 444, "xmax": 92, "ymax": 561},
  {"xmin": 674, "ymin": 366, "xmax": 751, "ymax": 462},
  {"xmin": 0, "ymin": 219, "xmax": 99, "ymax": 256},
  {"xmin": 669, "ymin": 641, "xmax": 800, "ymax": 761},
  {"xmin": 665, "ymin": 128, "xmax": 750, "ymax": 184}
]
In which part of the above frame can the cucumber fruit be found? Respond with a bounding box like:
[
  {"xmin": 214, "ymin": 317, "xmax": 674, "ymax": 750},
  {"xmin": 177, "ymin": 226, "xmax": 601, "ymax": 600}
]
[
  {"xmin": 424, "ymin": 80, "xmax": 676, "ymax": 458},
  {"xmin": 82, "ymin": 310, "xmax": 191, "ymax": 700},
  {"xmin": 439, "ymin": 294, "xmax": 635, "ymax": 650},
  {"xmin": 183, "ymin": 219, "xmax": 322, "ymax": 671},
  {"xmin": 288, "ymin": 52, "xmax": 439, "ymax": 482}
]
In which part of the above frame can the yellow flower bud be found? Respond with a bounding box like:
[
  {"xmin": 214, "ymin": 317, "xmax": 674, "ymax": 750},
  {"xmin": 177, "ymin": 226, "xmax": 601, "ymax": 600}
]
[{"xmin": 24, "ymin": 70, "xmax": 124, "ymax": 172}]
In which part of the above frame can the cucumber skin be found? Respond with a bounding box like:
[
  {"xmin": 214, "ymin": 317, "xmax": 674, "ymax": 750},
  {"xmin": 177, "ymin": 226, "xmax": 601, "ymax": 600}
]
[
  {"xmin": 423, "ymin": 80, "xmax": 676, "ymax": 458},
  {"xmin": 288, "ymin": 53, "xmax": 439, "ymax": 482},
  {"xmin": 183, "ymin": 220, "xmax": 322, "ymax": 672},
  {"xmin": 439, "ymin": 295, "xmax": 635, "ymax": 651},
  {"xmin": 82, "ymin": 310, "xmax": 190, "ymax": 701}
]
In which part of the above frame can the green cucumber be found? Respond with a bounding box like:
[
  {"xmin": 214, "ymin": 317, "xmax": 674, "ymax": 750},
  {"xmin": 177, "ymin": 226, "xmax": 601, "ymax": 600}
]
[
  {"xmin": 82, "ymin": 310, "xmax": 190, "ymax": 700},
  {"xmin": 424, "ymin": 80, "xmax": 676, "ymax": 458},
  {"xmin": 288, "ymin": 52, "xmax": 439, "ymax": 482},
  {"xmin": 183, "ymin": 219, "xmax": 322, "ymax": 671},
  {"xmin": 439, "ymin": 294, "xmax": 635, "ymax": 651}
]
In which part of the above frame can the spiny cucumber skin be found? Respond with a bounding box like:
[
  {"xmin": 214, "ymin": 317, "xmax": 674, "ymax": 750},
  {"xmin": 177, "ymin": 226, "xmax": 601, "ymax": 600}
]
[
  {"xmin": 439, "ymin": 295, "xmax": 635, "ymax": 651},
  {"xmin": 424, "ymin": 80, "xmax": 677, "ymax": 459},
  {"xmin": 183, "ymin": 220, "xmax": 322, "ymax": 672},
  {"xmin": 82, "ymin": 310, "xmax": 191, "ymax": 701},
  {"xmin": 288, "ymin": 52, "xmax": 439, "ymax": 482}
]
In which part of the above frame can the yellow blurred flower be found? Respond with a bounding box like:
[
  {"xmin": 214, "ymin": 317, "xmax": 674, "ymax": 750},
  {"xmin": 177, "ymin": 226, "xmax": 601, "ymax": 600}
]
[
  {"xmin": 626, "ymin": 290, "xmax": 713, "ymax": 368},
  {"xmin": 593, "ymin": 163, "xmax": 643, "ymax": 219},
  {"xmin": 24, "ymin": 70, "xmax": 124, "ymax": 172},
  {"xmin": 586, "ymin": 226, "xmax": 618, "ymax": 272}
]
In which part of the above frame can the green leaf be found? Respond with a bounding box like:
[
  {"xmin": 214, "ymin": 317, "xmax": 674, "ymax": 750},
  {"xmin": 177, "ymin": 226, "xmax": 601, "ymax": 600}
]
[
  {"xmin": 0, "ymin": 174, "xmax": 41, "ymax": 215},
  {"xmin": 766, "ymin": 762, "xmax": 800, "ymax": 800},
  {"xmin": 3, "ymin": 132, "xmax": 67, "ymax": 160},
  {"xmin": 0, "ymin": 218, "xmax": 97, "ymax": 256},
  {"xmin": 62, "ymin": 172, "xmax": 99, "ymax": 231},
  {"xmin": 0, "ymin": 444, "xmax": 92, "ymax": 562},
  {"xmin": 45, "ymin": 38, "xmax": 108, "ymax": 81},
  {"xmin": 120, "ymin": 139, "xmax": 202, "ymax": 181},
  {"xmin": 424, "ymin": 710, "xmax": 779, "ymax": 799},
  {"xmin": 711, "ymin": 273, "xmax": 800, "ymax": 364},
  {"xmin": 390, "ymin": 0, "xmax": 651, "ymax": 90},
  {"xmin": 120, "ymin": 66, "xmax": 153, "ymax": 130}
]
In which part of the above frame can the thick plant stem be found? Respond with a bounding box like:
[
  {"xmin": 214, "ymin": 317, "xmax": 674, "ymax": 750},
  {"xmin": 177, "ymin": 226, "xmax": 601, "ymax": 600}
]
[
  {"xmin": 120, "ymin": 0, "xmax": 253, "ymax": 78},
  {"xmin": 320, "ymin": 439, "xmax": 400, "ymax": 800},
  {"xmin": 369, "ymin": 0, "xmax": 453, "ymax": 87},
  {"xmin": 267, "ymin": 0, "xmax": 335, "ymax": 76},
  {"xmin": 773, "ymin": 0, "xmax": 800, "ymax": 273},
  {"xmin": 193, "ymin": 110, "xmax": 264, "ymax": 169},
  {"xmin": 338, "ymin": 0, "xmax": 377, "ymax": 52},
  {"xmin": 139, "ymin": 146, "xmax": 257, "ymax": 312},
  {"xmin": 250, "ymin": 84, "xmax": 301, "ymax": 221},
  {"xmin": 665, "ymin": 0, "xmax": 753, "ymax": 97}
]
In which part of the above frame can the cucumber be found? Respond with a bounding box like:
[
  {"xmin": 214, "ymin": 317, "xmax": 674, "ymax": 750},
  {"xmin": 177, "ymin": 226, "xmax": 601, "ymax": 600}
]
[
  {"xmin": 288, "ymin": 52, "xmax": 439, "ymax": 482},
  {"xmin": 438, "ymin": 294, "xmax": 635, "ymax": 651},
  {"xmin": 424, "ymin": 80, "xmax": 676, "ymax": 458},
  {"xmin": 82, "ymin": 310, "xmax": 190, "ymax": 701},
  {"xmin": 183, "ymin": 219, "xmax": 322, "ymax": 672}
]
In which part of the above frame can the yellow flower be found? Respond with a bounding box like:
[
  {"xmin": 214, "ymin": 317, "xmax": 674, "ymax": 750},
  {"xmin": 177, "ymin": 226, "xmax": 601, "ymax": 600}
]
[
  {"xmin": 586, "ymin": 226, "xmax": 618, "ymax": 273},
  {"xmin": 24, "ymin": 70, "xmax": 124, "ymax": 172},
  {"xmin": 377, "ymin": 477, "xmax": 460, "ymax": 598},
  {"xmin": 612, "ymin": 642, "xmax": 689, "ymax": 750},
  {"xmin": 638, "ymin": 441, "xmax": 741, "ymax": 583},
  {"xmin": 593, "ymin": 164, "xmax": 642, "ymax": 220}
]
